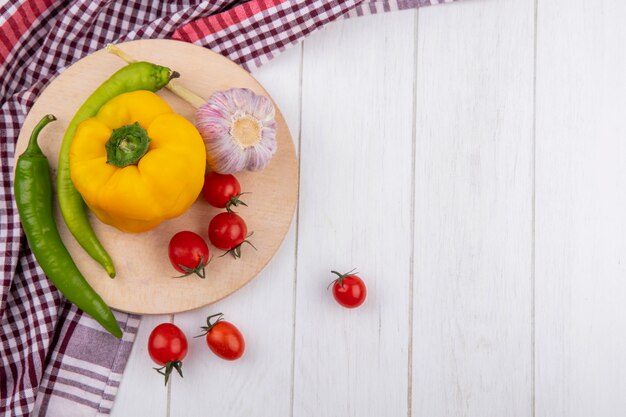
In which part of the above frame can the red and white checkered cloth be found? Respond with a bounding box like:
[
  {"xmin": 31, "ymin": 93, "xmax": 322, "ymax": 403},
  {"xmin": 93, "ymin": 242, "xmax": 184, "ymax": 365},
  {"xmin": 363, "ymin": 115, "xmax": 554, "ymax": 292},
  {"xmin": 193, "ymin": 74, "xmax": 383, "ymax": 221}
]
[{"xmin": 0, "ymin": 0, "xmax": 454, "ymax": 415}]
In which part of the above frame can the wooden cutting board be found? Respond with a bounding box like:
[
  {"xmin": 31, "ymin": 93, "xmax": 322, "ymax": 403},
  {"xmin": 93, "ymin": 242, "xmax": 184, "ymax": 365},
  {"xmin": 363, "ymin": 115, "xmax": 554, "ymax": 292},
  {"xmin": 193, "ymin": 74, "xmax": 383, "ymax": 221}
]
[{"xmin": 13, "ymin": 39, "xmax": 298, "ymax": 314}]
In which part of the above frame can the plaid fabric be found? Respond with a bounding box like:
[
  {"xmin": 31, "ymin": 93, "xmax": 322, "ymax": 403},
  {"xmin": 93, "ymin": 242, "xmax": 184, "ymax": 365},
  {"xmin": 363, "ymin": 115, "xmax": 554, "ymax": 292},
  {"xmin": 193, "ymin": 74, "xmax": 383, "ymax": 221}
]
[{"xmin": 0, "ymin": 0, "xmax": 454, "ymax": 415}]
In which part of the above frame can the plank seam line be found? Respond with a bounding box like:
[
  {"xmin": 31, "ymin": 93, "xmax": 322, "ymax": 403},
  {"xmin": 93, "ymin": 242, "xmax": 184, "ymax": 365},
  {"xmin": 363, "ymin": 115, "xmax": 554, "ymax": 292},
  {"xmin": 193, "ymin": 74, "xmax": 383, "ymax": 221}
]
[
  {"xmin": 407, "ymin": 7, "xmax": 419, "ymax": 417},
  {"xmin": 167, "ymin": 314, "xmax": 174, "ymax": 417},
  {"xmin": 289, "ymin": 42, "xmax": 305, "ymax": 417},
  {"xmin": 531, "ymin": 0, "xmax": 538, "ymax": 415}
]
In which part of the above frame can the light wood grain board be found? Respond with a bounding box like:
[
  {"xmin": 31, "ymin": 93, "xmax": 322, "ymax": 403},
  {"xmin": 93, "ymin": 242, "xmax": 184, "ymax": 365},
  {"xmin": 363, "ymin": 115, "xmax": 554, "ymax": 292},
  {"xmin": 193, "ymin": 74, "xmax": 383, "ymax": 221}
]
[
  {"xmin": 294, "ymin": 11, "xmax": 414, "ymax": 417},
  {"xmin": 535, "ymin": 1, "xmax": 626, "ymax": 415},
  {"xmin": 14, "ymin": 39, "xmax": 298, "ymax": 314},
  {"xmin": 412, "ymin": 0, "xmax": 534, "ymax": 415}
]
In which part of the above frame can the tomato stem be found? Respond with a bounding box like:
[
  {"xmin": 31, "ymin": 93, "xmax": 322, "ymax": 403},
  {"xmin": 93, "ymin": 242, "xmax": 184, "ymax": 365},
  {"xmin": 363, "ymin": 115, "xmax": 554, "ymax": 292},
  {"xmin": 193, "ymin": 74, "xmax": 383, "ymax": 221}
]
[
  {"xmin": 218, "ymin": 232, "xmax": 256, "ymax": 259},
  {"xmin": 225, "ymin": 192, "xmax": 250, "ymax": 213},
  {"xmin": 328, "ymin": 269, "xmax": 358, "ymax": 289},
  {"xmin": 195, "ymin": 312, "xmax": 224, "ymax": 337},
  {"xmin": 172, "ymin": 255, "xmax": 212, "ymax": 279},
  {"xmin": 153, "ymin": 360, "xmax": 183, "ymax": 386}
]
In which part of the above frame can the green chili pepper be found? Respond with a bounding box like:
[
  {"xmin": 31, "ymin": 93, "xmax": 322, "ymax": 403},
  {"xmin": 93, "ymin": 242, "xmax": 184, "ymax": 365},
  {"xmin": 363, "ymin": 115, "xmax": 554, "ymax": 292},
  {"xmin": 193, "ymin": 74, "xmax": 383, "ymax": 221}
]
[
  {"xmin": 57, "ymin": 62, "xmax": 179, "ymax": 278},
  {"xmin": 15, "ymin": 114, "xmax": 122, "ymax": 338}
]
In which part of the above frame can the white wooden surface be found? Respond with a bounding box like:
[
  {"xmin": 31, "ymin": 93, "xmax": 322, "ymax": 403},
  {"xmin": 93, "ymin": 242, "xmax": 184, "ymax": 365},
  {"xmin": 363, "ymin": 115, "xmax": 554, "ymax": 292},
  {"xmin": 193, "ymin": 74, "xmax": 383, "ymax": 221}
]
[
  {"xmin": 412, "ymin": 1, "xmax": 534, "ymax": 415},
  {"xmin": 112, "ymin": 1, "xmax": 626, "ymax": 416},
  {"xmin": 294, "ymin": 11, "xmax": 413, "ymax": 417},
  {"xmin": 535, "ymin": 1, "xmax": 626, "ymax": 416}
]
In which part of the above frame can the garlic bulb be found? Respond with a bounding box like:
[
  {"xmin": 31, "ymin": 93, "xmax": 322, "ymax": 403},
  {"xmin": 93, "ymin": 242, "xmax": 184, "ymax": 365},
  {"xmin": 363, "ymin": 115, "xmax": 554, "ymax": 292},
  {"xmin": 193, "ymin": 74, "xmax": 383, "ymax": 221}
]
[{"xmin": 196, "ymin": 88, "xmax": 277, "ymax": 174}]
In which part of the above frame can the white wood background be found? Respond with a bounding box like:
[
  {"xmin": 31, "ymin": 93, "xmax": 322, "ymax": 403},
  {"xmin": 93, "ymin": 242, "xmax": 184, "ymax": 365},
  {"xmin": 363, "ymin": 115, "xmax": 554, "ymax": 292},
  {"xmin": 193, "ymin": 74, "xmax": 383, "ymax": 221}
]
[{"xmin": 111, "ymin": 0, "xmax": 626, "ymax": 416}]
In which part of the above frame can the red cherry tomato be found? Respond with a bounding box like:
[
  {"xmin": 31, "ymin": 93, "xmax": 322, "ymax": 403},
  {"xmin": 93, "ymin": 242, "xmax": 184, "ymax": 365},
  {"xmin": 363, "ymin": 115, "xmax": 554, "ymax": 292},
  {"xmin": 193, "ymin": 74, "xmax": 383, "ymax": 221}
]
[
  {"xmin": 208, "ymin": 212, "xmax": 254, "ymax": 258},
  {"xmin": 329, "ymin": 270, "xmax": 367, "ymax": 308},
  {"xmin": 202, "ymin": 172, "xmax": 247, "ymax": 211},
  {"xmin": 148, "ymin": 323, "xmax": 188, "ymax": 385},
  {"xmin": 197, "ymin": 313, "xmax": 245, "ymax": 361},
  {"xmin": 168, "ymin": 231, "xmax": 210, "ymax": 278}
]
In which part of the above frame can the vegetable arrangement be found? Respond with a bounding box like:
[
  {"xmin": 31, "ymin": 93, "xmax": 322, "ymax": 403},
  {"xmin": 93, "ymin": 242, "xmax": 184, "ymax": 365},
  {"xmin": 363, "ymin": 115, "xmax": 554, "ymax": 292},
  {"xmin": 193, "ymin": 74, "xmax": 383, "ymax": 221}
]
[
  {"xmin": 148, "ymin": 313, "xmax": 245, "ymax": 386},
  {"xmin": 57, "ymin": 61, "xmax": 179, "ymax": 277},
  {"xmin": 107, "ymin": 44, "xmax": 278, "ymax": 174},
  {"xmin": 16, "ymin": 43, "xmax": 369, "ymax": 386},
  {"xmin": 69, "ymin": 90, "xmax": 205, "ymax": 233},
  {"xmin": 145, "ymin": 266, "xmax": 368, "ymax": 386},
  {"xmin": 96, "ymin": 45, "xmax": 367, "ymax": 387},
  {"xmin": 15, "ymin": 44, "xmax": 274, "ymax": 336},
  {"xmin": 164, "ymin": 168, "xmax": 255, "ymax": 276},
  {"xmin": 14, "ymin": 58, "xmax": 180, "ymax": 337},
  {"xmin": 202, "ymin": 172, "xmax": 255, "ymax": 258}
]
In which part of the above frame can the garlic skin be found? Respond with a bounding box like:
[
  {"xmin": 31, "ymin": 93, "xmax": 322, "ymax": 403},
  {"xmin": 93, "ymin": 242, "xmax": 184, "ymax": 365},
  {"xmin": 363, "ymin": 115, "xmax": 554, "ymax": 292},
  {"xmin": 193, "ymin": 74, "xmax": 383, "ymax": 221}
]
[{"xmin": 196, "ymin": 88, "xmax": 277, "ymax": 174}]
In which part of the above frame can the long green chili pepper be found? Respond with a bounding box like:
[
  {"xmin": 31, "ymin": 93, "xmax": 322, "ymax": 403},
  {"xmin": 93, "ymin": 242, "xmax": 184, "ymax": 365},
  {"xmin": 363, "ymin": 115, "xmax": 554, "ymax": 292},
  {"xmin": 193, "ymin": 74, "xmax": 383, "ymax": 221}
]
[
  {"xmin": 57, "ymin": 61, "xmax": 179, "ymax": 278},
  {"xmin": 15, "ymin": 115, "xmax": 122, "ymax": 338}
]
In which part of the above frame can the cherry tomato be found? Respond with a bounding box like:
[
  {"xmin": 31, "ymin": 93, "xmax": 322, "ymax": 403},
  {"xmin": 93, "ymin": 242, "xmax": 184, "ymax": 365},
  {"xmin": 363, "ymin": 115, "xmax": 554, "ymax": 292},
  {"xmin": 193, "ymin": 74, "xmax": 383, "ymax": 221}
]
[
  {"xmin": 148, "ymin": 323, "xmax": 188, "ymax": 385},
  {"xmin": 202, "ymin": 172, "xmax": 247, "ymax": 211},
  {"xmin": 329, "ymin": 270, "xmax": 367, "ymax": 308},
  {"xmin": 168, "ymin": 231, "xmax": 210, "ymax": 278},
  {"xmin": 208, "ymin": 212, "xmax": 255, "ymax": 258},
  {"xmin": 197, "ymin": 313, "xmax": 245, "ymax": 361}
]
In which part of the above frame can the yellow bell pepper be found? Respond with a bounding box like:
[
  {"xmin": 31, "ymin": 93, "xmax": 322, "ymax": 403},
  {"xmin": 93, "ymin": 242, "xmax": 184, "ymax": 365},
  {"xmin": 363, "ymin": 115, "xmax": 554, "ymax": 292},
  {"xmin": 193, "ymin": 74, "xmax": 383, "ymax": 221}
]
[{"xmin": 69, "ymin": 90, "xmax": 206, "ymax": 233}]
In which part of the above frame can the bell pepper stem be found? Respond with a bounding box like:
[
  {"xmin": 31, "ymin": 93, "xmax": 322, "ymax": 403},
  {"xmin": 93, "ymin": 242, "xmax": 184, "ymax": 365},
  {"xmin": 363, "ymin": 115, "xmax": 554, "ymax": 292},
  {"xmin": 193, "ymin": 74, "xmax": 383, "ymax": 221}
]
[
  {"xmin": 106, "ymin": 43, "xmax": 206, "ymax": 109},
  {"xmin": 105, "ymin": 122, "xmax": 151, "ymax": 167}
]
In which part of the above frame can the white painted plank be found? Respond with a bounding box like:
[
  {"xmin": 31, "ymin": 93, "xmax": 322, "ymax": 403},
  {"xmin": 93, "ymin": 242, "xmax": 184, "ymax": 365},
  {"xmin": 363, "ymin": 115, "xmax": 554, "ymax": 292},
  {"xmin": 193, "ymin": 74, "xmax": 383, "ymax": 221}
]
[
  {"xmin": 168, "ymin": 45, "xmax": 301, "ymax": 417},
  {"xmin": 111, "ymin": 314, "xmax": 169, "ymax": 417},
  {"xmin": 294, "ymin": 12, "xmax": 414, "ymax": 417},
  {"xmin": 412, "ymin": 1, "xmax": 534, "ymax": 416},
  {"xmin": 535, "ymin": 1, "xmax": 626, "ymax": 416}
]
